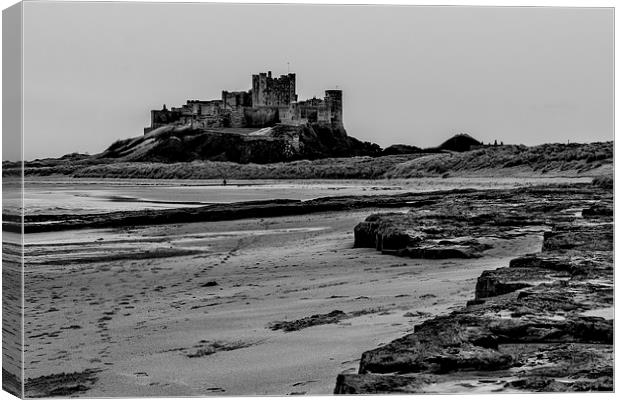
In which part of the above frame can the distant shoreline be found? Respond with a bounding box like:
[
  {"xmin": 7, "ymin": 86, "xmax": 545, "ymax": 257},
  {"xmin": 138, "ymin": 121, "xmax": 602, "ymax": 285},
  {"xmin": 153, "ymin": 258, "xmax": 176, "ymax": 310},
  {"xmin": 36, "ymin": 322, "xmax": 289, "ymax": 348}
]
[
  {"xmin": 5, "ymin": 182, "xmax": 599, "ymax": 234},
  {"xmin": 8, "ymin": 188, "xmax": 475, "ymax": 233}
]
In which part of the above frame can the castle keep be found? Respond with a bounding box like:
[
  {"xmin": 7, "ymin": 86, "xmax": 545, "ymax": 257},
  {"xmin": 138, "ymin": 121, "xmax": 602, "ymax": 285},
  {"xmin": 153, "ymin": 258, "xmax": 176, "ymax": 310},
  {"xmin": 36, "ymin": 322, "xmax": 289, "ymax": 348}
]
[{"xmin": 146, "ymin": 71, "xmax": 343, "ymax": 133}]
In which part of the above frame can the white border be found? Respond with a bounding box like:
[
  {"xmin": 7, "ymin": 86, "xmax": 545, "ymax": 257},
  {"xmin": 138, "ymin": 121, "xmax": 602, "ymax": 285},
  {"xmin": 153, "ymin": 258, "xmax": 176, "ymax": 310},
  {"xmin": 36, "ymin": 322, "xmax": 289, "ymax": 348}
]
[{"xmin": 0, "ymin": 1, "xmax": 616, "ymax": 400}]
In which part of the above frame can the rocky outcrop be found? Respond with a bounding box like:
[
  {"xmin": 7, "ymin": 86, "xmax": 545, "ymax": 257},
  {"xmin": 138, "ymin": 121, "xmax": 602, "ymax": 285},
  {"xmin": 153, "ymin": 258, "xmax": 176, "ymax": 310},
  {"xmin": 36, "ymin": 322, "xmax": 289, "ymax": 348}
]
[
  {"xmin": 335, "ymin": 373, "xmax": 436, "ymax": 394},
  {"xmin": 352, "ymin": 187, "xmax": 578, "ymax": 260},
  {"xmin": 336, "ymin": 184, "xmax": 613, "ymax": 394},
  {"xmin": 474, "ymin": 268, "xmax": 536, "ymax": 299},
  {"xmin": 98, "ymin": 123, "xmax": 381, "ymax": 164}
]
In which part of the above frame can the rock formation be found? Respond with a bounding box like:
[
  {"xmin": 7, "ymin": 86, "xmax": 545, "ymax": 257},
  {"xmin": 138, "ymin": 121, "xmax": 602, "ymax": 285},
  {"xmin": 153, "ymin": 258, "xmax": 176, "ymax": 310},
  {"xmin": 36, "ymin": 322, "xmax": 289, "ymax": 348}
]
[
  {"xmin": 99, "ymin": 123, "xmax": 381, "ymax": 164},
  {"xmin": 336, "ymin": 183, "xmax": 613, "ymax": 393}
]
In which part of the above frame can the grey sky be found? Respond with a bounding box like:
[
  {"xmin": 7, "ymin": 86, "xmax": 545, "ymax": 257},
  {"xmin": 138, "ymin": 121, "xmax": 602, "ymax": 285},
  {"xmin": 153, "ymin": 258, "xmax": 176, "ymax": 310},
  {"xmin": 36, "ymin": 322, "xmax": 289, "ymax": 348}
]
[{"xmin": 16, "ymin": 2, "xmax": 614, "ymax": 161}]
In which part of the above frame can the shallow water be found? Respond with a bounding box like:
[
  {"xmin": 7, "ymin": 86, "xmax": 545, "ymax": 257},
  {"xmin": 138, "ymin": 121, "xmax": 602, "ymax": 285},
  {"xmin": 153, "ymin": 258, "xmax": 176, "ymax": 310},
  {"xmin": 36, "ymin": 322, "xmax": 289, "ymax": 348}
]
[{"xmin": 20, "ymin": 176, "xmax": 591, "ymax": 216}]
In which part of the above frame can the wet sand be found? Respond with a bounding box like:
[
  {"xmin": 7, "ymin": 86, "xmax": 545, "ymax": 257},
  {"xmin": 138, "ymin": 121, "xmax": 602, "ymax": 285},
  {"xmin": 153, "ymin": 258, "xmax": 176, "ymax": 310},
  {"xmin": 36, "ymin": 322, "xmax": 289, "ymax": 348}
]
[
  {"xmin": 22, "ymin": 208, "xmax": 544, "ymax": 396},
  {"xmin": 20, "ymin": 176, "xmax": 592, "ymax": 216}
]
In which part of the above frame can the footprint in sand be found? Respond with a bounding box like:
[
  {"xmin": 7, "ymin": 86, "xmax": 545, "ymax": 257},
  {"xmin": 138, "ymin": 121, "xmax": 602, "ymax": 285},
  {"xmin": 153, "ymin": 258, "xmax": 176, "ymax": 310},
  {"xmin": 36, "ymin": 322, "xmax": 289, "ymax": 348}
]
[{"xmin": 134, "ymin": 371, "xmax": 150, "ymax": 385}]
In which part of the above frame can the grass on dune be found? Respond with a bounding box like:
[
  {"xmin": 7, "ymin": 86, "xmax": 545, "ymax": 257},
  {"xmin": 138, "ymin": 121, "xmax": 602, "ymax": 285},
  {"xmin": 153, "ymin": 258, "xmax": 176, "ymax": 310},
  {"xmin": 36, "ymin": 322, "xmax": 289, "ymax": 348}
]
[
  {"xmin": 5, "ymin": 141, "xmax": 612, "ymax": 180},
  {"xmin": 72, "ymin": 154, "xmax": 424, "ymax": 180},
  {"xmin": 384, "ymin": 142, "xmax": 613, "ymax": 178}
]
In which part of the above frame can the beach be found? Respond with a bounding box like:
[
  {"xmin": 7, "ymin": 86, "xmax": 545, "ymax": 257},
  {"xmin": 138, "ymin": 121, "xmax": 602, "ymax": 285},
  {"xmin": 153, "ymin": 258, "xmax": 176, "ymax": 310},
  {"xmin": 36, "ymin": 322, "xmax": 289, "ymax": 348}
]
[{"xmin": 17, "ymin": 178, "xmax": 559, "ymax": 396}]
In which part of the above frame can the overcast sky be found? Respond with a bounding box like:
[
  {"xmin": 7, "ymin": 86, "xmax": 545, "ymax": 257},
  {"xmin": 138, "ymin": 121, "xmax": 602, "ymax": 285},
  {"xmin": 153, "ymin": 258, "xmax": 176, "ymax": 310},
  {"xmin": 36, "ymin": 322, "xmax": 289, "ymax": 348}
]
[{"xmin": 13, "ymin": 2, "xmax": 614, "ymax": 160}]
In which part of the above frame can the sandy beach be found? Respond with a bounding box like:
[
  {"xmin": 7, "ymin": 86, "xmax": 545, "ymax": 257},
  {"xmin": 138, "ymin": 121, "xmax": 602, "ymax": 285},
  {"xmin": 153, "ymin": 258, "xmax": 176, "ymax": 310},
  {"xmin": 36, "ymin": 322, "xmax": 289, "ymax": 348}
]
[{"xmin": 22, "ymin": 205, "xmax": 543, "ymax": 396}]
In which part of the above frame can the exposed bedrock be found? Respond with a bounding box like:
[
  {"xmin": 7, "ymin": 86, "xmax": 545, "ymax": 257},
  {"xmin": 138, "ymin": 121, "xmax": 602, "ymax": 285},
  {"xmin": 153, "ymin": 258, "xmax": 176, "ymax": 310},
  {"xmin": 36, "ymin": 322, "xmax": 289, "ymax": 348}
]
[
  {"xmin": 357, "ymin": 313, "xmax": 514, "ymax": 375},
  {"xmin": 474, "ymin": 268, "xmax": 539, "ymax": 299},
  {"xmin": 351, "ymin": 185, "xmax": 606, "ymax": 260},
  {"xmin": 336, "ymin": 185, "xmax": 613, "ymax": 393},
  {"xmin": 335, "ymin": 373, "xmax": 437, "ymax": 394},
  {"xmin": 542, "ymin": 224, "xmax": 613, "ymax": 252},
  {"xmin": 353, "ymin": 214, "xmax": 494, "ymax": 259}
]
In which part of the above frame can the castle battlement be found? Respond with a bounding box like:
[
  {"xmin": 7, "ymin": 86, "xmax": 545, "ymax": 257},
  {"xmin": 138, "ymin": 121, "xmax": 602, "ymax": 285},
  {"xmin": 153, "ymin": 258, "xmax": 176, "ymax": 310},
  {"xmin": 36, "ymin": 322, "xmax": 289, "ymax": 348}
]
[{"xmin": 145, "ymin": 72, "xmax": 342, "ymax": 134}]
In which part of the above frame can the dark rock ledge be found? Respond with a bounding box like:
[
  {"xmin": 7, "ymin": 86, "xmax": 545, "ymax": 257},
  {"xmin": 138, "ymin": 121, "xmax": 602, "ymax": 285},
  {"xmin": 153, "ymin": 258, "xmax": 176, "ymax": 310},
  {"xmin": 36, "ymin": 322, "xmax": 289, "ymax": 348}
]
[{"xmin": 335, "ymin": 190, "xmax": 613, "ymax": 393}]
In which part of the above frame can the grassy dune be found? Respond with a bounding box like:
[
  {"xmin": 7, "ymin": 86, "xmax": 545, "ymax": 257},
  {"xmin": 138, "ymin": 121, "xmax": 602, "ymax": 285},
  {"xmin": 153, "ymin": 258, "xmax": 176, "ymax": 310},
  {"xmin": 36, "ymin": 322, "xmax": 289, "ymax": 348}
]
[
  {"xmin": 384, "ymin": 141, "xmax": 613, "ymax": 178},
  {"xmin": 72, "ymin": 155, "xmax": 423, "ymax": 180},
  {"xmin": 5, "ymin": 141, "xmax": 612, "ymax": 180}
]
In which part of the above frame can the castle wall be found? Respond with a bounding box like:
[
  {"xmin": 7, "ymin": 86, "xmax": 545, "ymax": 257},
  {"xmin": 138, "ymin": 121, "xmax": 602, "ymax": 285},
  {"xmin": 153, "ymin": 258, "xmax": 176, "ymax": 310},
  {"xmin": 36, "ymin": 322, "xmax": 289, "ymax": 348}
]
[
  {"xmin": 288, "ymin": 95, "xmax": 334, "ymax": 125},
  {"xmin": 243, "ymin": 107, "xmax": 279, "ymax": 128},
  {"xmin": 150, "ymin": 108, "xmax": 182, "ymax": 129},
  {"xmin": 200, "ymin": 100, "xmax": 223, "ymax": 116},
  {"xmin": 190, "ymin": 102, "xmax": 200, "ymax": 115},
  {"xmin": 147, "ymin": 72, "xmax": 341, "ymax": 133},
  {"xmin": 222, "ymin": 91, "xmax": 252, "ymax": 109},
  {"xmin": 278, "ymin": 106, "xmax": 293, "ymax": 122}
]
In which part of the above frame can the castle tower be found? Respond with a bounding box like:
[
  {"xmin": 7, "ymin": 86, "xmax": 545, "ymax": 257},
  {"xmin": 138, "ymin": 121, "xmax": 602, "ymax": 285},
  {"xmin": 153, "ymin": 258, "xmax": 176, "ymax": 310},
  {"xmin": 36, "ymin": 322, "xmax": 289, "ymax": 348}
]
[
  {"xmin": 288, "ymin": 73, "xmax": 297, "ymax": 104},
  {"xmin": 325, "ymin": 90, "xmax": 343, "ymax": 126},
  {"xmin": 251, "ymin": 71, "xmax": 297, "ymax": 107},
  {"xmin": 251, "ymin": 72, "xmax": 267, "ymax": 106}
]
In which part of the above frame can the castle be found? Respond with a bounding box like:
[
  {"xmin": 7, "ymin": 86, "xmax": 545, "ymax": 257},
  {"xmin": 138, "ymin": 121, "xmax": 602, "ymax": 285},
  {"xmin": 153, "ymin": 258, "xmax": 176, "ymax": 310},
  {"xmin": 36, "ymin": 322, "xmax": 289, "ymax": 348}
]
[{"xmin": 145, "ymin": 71, "xmax": 343, "ymax": 134}]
